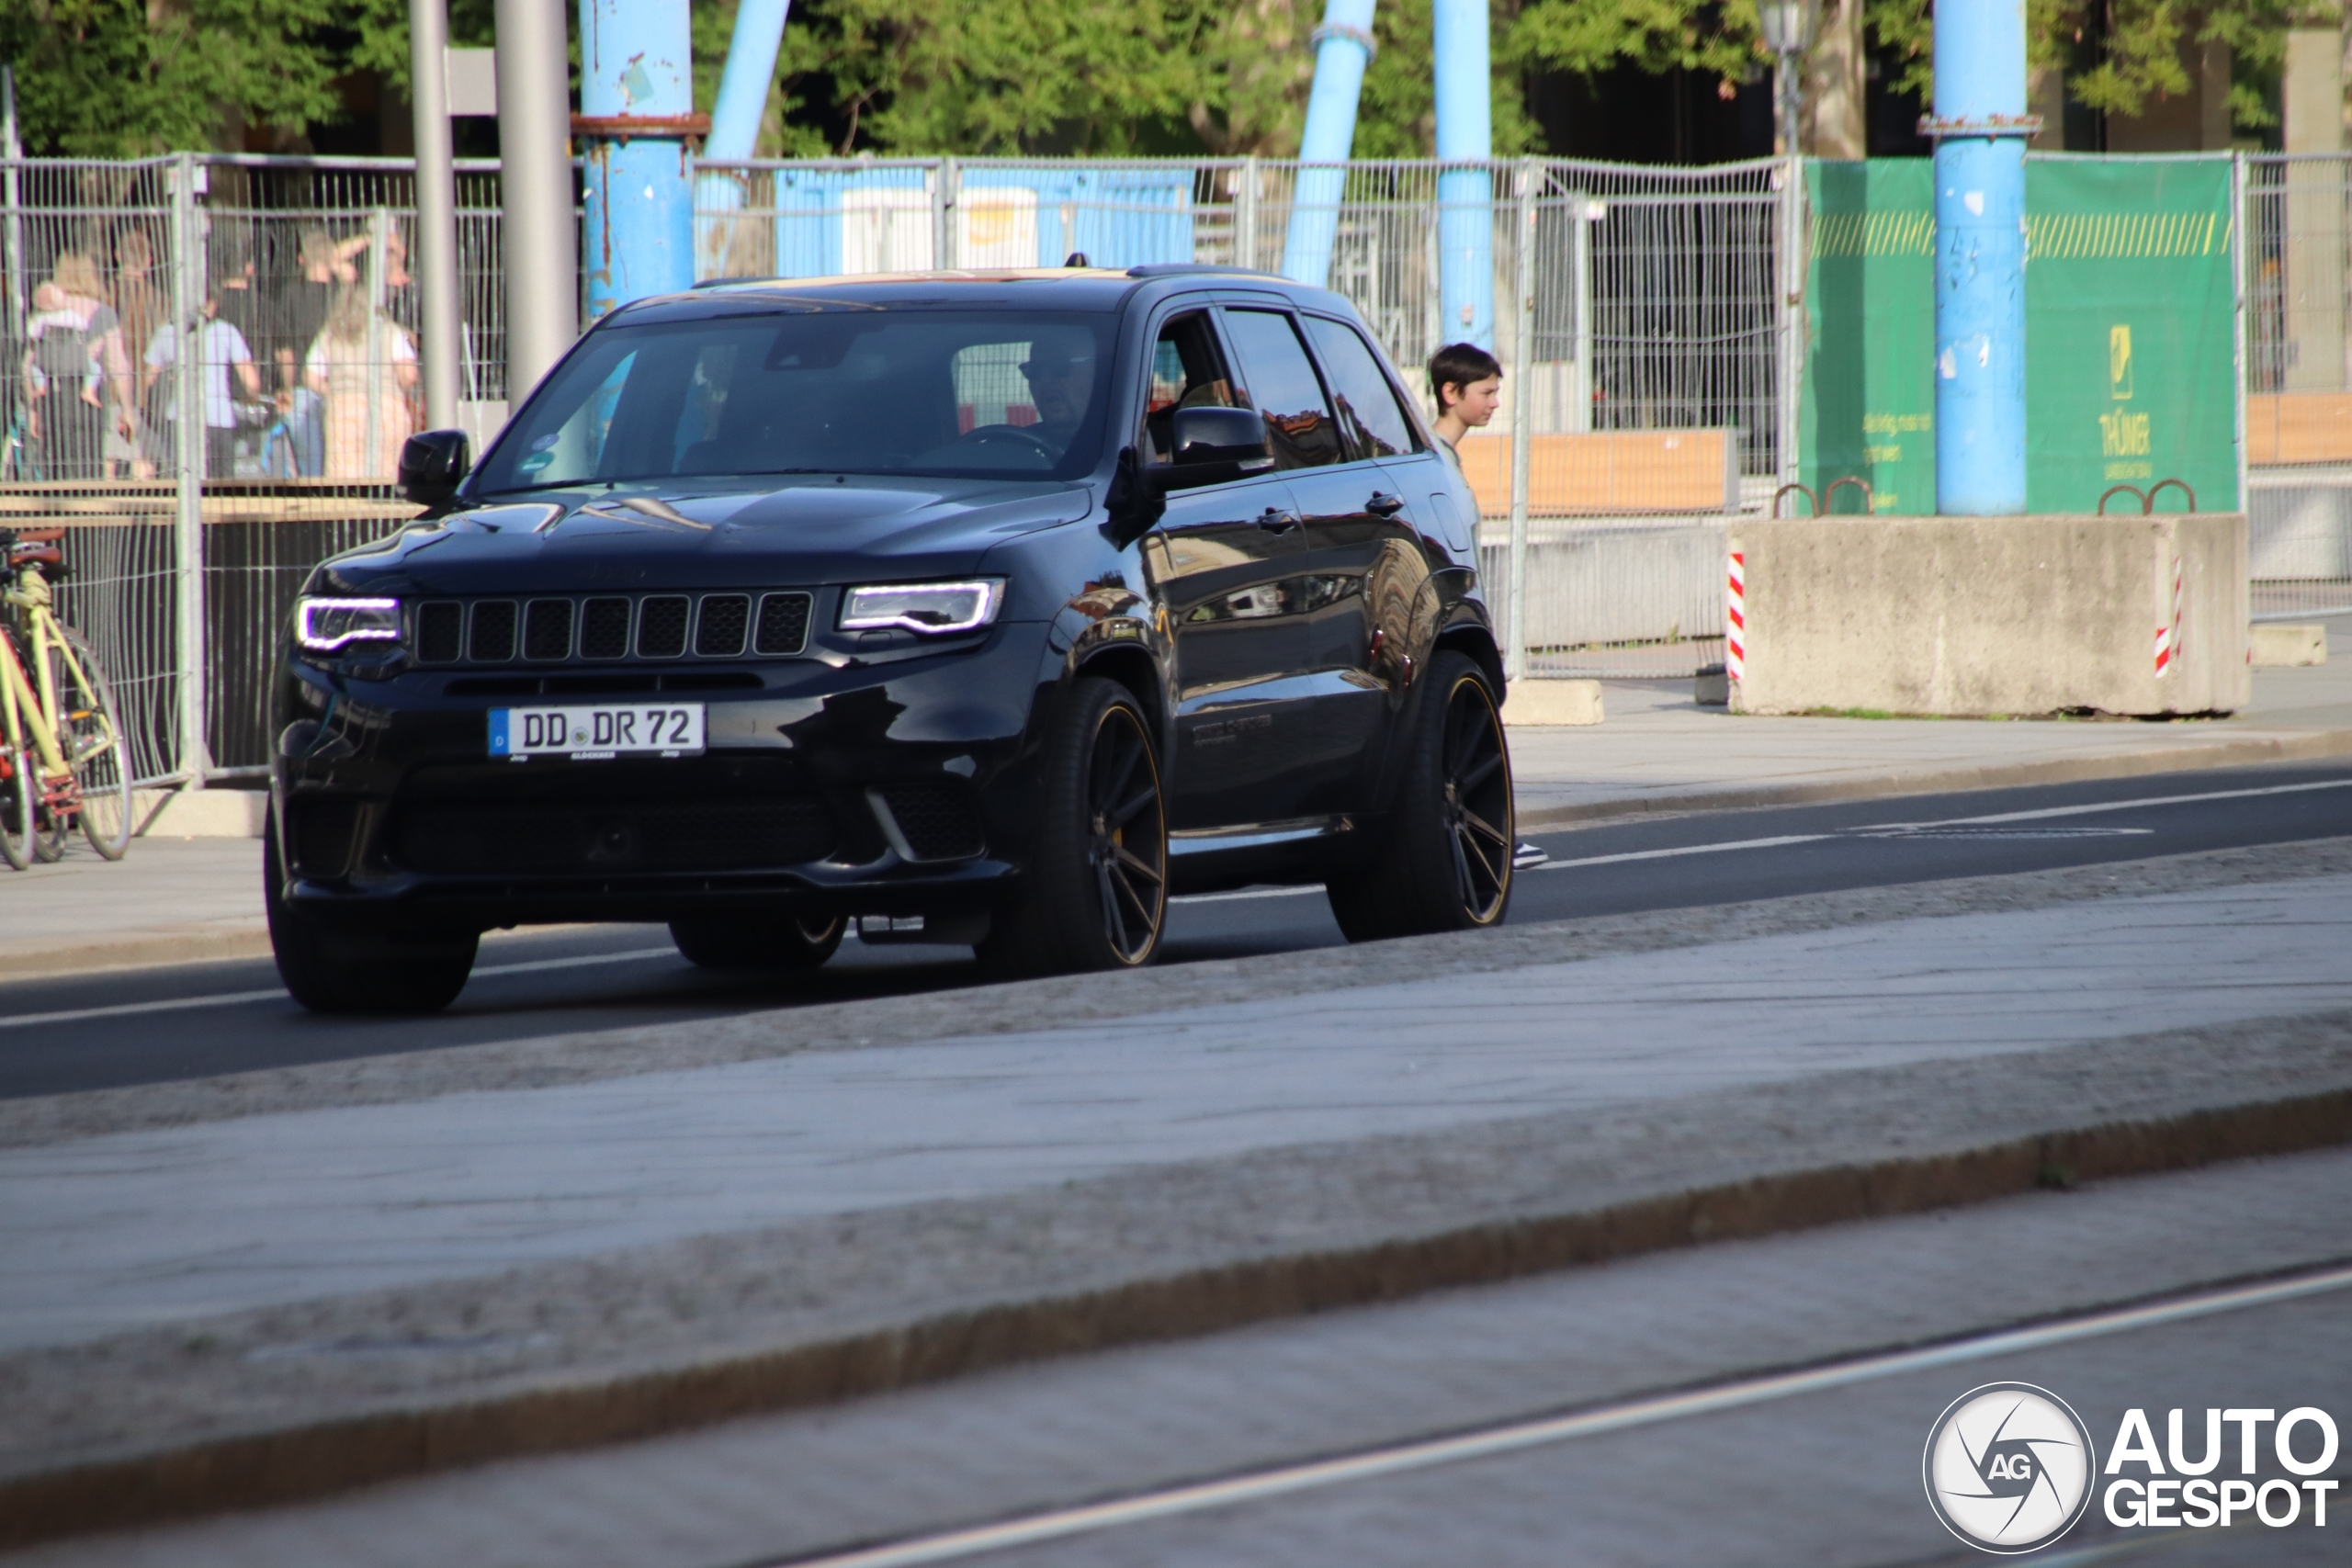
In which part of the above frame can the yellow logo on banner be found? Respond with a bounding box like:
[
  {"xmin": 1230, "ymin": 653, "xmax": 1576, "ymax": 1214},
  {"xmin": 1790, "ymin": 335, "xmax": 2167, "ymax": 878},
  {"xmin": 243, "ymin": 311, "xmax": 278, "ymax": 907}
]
[{"xmin": 2109, "ymin": 325, "xmax": 2133, "ymax": 400}]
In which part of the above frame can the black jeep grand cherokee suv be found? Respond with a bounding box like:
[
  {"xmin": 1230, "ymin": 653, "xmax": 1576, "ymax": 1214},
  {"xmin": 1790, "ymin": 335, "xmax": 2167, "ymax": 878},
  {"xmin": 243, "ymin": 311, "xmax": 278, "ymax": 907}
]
[{"xmin": 270, "ymin": 266, "xmax": 1513, "ymax": 1011}]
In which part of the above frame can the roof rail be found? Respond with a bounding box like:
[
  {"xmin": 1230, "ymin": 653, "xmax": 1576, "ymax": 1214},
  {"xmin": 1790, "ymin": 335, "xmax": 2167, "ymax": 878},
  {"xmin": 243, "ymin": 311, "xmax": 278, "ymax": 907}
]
[{"xmin": 1125, "ymin": 263, "xmax": 1280, "ymax": 278}]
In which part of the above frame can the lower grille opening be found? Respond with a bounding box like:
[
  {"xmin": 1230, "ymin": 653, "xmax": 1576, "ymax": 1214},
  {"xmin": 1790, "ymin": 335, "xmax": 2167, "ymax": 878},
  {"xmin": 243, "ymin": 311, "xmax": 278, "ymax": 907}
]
[
  {"xmin": 873, "ymin": 783, "xmax": 987, "ymax": 862},
  {"xmin": 289, "ymin": 798, "xmax": 362, "ymax": 879},
  {"xmin": 394, "ymin": 797, "xmax": 839, "ymax": 875}
]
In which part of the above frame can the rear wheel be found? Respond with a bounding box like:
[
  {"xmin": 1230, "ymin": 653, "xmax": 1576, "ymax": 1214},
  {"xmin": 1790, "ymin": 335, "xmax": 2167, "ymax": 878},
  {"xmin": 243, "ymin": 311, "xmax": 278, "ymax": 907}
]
[
  {"xmin": 0, "ymin": 740, "xmax": 33, "ymax": 871},
  {"xmin": 1327, "ymin": 649, "xmax": 1514, "ymax": 942},
  {"xmin": 979, "ymin": 676, "xmax": 1167, "ymax": 977},
  {"xmin": 48, "ymin": 626, "xmax": 132, "ymax": 859},
  {"xmin": 670, "ymin": 915, "xmax": 844, "ymax": 972},
  {"xmin": 266, "ymin": 808, "xmax": 478, "ymax": 1013}
]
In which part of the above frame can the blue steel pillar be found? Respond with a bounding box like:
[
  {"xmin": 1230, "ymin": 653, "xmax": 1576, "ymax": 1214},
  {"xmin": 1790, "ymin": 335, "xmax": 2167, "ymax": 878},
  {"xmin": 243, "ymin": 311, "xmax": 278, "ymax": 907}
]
[
  {"xmin": 1281, "ymin": 0, "xmax": 1375, "ymax": 287},
  {"xmin": 578, "ymin": 0, "xmax": 699, "ymax": 321},
  {"xmin": 695, "ymin": 0, "xmax": 790, "ymax": 278},
  {"xmin": 1922, "ymin": 0, "xmax": 2035, "ymax": 513},
  {"xmin": 1432, "ymin": 0, "xmax": 1495, "ymax": 349}
]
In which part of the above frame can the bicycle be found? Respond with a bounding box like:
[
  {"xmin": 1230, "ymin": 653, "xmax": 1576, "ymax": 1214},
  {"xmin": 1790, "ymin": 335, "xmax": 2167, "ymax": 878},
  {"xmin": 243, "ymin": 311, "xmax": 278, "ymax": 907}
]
[{"xmin": 0, "ymin": 529, "xmax": 133, "ymax": 869}]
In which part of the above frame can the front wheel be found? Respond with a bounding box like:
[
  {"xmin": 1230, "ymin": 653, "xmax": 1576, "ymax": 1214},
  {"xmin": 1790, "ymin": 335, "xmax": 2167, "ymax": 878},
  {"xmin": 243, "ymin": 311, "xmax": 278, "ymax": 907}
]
[
  {"xmin": 671, "ymin": 915, "xmax": 844, "ymax": 972},
  {"xmin": 48, "ymin": 626, "xmax": 132, "ymax": 859},
  {"xmin": 979, "ymin": 676, "xmax": 1168, "ymax": 977},
  {"xmin": 1327, "ymin": 649, "xmax": 1514, "ymax": 942},
  {"xmin": 266, "ymin": 808, "xmax": 478, "ymax": 1013}
]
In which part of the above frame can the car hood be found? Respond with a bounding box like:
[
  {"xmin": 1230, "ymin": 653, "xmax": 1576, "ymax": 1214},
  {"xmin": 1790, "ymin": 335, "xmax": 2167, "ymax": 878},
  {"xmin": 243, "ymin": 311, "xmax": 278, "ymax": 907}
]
[{"xmin": 310, "ymin": 476, "xmax": 1093, "ymax": 598}]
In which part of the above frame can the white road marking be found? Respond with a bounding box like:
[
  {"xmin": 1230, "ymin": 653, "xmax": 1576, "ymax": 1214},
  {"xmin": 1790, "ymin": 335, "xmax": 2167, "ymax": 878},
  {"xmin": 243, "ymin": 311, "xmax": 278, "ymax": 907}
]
[
  {"xmin": 1532, "ymin": 832, "xmax": 1830, "ymax": 870},
  {"xmin": 1171, "ymin": 886, "xmax": 1323, "ymax": 904},
  {"xmin": 760, "ymin": 1262, "xmax": 2352, "ymax": 1568},
  {"xmin": 0, "ymin": 947, "xmax": 681, "ymax": 1030}
]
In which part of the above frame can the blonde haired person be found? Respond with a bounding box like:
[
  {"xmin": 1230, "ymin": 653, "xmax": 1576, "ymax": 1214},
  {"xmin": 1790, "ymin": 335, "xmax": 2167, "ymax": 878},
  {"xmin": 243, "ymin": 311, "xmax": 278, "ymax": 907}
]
[
  {"xmin": 304, "ymin": 285, "xmax": 418, "ymax": 479},
  {"xmin": 21, "ymin": 254, "xmax": 133, "ymax": 479}
]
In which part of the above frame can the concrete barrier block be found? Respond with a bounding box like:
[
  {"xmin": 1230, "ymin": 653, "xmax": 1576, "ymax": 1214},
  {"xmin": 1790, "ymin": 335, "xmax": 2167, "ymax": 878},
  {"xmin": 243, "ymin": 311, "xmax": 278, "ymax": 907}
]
[
  {"xmin": 2250, "ymin": 624, "xmax": 2329, "ymax": 667},
  {"xmin": 1504, "ymin": 678, "xmax": 1604, "ymax": 726},
  {"xmin": 1694, "ymin": 671, "xmax": 1730, "ymax": 706},
  {"xmin": 138, "ymin": 788, "xmax": 267, "ymax": 838},
  {"xmin": 1727, "ymin": 513, "xmax": 2251, "ymax": 717}
]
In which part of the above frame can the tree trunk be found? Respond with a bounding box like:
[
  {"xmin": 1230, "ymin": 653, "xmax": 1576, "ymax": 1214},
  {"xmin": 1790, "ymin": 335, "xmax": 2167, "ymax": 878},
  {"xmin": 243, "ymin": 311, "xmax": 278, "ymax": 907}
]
[{"xmin": 1803, "ymin": 0, "xmax": 1868, "ymax": 160}]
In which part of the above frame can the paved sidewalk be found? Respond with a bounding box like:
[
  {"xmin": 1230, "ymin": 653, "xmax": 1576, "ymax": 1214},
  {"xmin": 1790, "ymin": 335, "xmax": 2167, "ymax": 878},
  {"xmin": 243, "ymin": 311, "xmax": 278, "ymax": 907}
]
[
  {"xmin": 4, "ymin": 843, "xmax": 2350, "ymax": 1548},
  {"xmin": 3, "ymin": 627, "xmax": 2346, "ymax": 980}
]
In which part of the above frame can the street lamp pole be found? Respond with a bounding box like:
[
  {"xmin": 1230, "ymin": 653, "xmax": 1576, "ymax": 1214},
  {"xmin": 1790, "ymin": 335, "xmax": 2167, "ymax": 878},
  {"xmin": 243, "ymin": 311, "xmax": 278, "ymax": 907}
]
[{"xmin": 1758, "ymin": 0, "xmax": 1816, "ymax": 157}]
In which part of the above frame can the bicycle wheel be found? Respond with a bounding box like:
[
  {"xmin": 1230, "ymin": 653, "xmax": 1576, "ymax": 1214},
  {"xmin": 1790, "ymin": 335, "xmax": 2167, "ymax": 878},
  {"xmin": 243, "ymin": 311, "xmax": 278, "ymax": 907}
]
[
  {"xmin": 46, "ymin": 626, "xmax": 133, "ymax": 859},
  {"xmin": 0, "ymin": 740, "xmax": 32, "ymax": 871}
]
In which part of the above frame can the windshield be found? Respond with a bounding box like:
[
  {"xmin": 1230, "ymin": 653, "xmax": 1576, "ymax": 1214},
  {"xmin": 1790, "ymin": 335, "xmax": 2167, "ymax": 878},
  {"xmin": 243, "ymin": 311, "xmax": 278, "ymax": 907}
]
[{"xmin": 475, "ymin": 308, "xmax": 1115, "ymax": 493}]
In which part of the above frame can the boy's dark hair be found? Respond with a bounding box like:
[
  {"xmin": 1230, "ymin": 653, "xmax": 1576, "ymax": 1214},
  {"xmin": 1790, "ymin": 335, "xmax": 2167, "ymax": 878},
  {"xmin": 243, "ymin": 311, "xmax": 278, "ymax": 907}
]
[{"xmin": 1429, "ymin": 342, "xmax": 1502, "ymax": 406}]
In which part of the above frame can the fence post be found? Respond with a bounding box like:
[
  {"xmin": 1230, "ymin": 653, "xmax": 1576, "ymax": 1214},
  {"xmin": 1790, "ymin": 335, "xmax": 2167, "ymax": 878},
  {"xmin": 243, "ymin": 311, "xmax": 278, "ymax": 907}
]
[
  {"xmin": 366, "ymin": 209, "xmax": 390, "ymax": 477},
  {"xmin": 933, "ymin": 157, "xmax": 958, "ymax": 269},
  {"xmin": 1507, "ymin": 156, "xmax": 1535, "ymax": 685},
  {"xmin": 170, "ymin": 152, "xmax": 209, "ymax": 787},
  {"xmin": 2232, "ymin": 151, "xmax": 2248, "ymax": 519},
  {"xmin": 1776, "ymin": 153, "xmax": 1804, "ymax": 492},
  {"xmin": 1570, "ymin": 187, "xmax": 1593, "ymax": 434},
  {"xmin": 1238, "ymin": 156, "xmax": 1259, "ymax": 270}
]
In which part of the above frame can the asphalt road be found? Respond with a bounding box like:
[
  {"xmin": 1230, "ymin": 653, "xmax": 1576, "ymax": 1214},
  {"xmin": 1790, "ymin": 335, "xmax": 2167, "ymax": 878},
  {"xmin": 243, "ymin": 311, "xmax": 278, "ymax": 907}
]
[
  {"xmin": 5, "ymin": 759, "xmax": 2350, "ymax": 1100},
  {"xmin": 39, "ymin": 1141, "xmax": 2349, "ymax": 1567}
]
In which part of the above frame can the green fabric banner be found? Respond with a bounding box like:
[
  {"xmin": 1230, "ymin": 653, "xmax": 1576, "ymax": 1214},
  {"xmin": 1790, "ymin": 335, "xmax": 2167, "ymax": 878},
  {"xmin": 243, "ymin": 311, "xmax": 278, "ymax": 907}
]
[{"xmin": 1801, "ymin": 155, "xmax": 2239, "ymax": 515}]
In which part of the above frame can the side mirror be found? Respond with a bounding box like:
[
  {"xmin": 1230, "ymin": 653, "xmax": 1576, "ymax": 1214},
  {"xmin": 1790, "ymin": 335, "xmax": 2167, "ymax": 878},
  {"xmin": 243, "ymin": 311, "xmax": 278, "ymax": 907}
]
[
  {"xmin": 399, "ymin": 429, "xmax": 472, "ymax": 507},
  {"xmin": 1152, "ymin": 405, "xmax": 1275, "ymax": 492}
]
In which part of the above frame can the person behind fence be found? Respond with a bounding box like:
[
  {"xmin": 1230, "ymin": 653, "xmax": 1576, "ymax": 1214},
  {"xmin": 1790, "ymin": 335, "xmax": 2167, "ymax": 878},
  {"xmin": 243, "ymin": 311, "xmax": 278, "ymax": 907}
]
[
  {"xmin": 20, "ymin": 255, "xmax": 134, "ymax": 480},
  {"xmin": 1428, "ymin": 342, "xmax": 1502, "ymax": 462},
  {"xmin": 108, "ymin": 227, "xmax": 169, "ymax": 477},
  {"xmin": 141, "ymin": 274, "xmax": 263, "ymax": 479},
  {"xmin": 272, "ymin": 230, "xmax": 347, "ymax": 477},
  {"xmin": 305, "ymin": 282, "xmax": 419, "ymax": 479}
]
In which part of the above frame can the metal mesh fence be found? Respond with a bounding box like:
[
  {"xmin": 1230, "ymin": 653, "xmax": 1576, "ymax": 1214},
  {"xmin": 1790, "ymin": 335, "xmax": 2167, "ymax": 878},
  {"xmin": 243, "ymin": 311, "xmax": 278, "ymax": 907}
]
[
  {"xmin": 5, "ymin": 148, "xmax": 2341, "ymax": 798},
  {"xmin": 2243, "ymin": 153, "xmax": 2351, "ymax": 622}
]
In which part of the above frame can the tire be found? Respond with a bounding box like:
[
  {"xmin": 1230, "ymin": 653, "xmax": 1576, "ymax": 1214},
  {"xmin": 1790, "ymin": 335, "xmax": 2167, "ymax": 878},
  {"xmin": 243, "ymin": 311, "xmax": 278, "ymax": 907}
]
[
  {"xmin": 979, "ymin": 676, "xmax": 1168, "ymax": 977},
  {"xmin": 1326, "ymin": 649, "xmax": 1514, "ymax": 942},
  {"xmin": 266, "ymin": 808, "xmax": 478, "ymax": 1013},
  {"xmin": 671, "ymin": 915, "xmax": 844, "ymax": 972},
  {"xmin": 47, "ymin": 626, "xmax": 132, "ymax": 860},
  {"xmin": 0, "ymin": 740, "xmax": 32, "ymax": 871}
]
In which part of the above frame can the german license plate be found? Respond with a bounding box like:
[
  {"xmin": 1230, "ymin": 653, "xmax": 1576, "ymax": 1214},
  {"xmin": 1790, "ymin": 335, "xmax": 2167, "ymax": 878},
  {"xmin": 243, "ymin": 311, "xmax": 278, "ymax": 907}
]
[{"xmin": 488, "ymin": 704, "xmax": 706, "ymax": 761}]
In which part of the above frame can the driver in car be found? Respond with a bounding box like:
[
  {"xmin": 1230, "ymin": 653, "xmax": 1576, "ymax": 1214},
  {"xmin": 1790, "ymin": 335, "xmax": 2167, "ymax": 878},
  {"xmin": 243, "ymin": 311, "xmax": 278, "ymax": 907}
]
[{"xmin": 1017, "ymin": 329, "xmax": 1096, "ymax": 454}]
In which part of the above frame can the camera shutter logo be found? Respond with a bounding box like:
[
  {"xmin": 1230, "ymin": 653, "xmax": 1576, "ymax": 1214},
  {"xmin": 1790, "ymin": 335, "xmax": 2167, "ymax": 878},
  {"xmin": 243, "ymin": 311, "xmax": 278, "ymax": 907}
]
[{"xmin": 1924, "ymin": 1382, "xmax": 2098, "ymax": 1553}]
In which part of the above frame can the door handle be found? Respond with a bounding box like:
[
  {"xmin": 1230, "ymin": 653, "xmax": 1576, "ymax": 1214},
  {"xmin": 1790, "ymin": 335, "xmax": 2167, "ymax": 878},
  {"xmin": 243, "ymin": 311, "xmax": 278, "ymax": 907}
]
[
  {"xmin": 1366, "ymin": 491, "xmax": 1406, "ymax": 517},
  {"xmin": 1254, "ymin": 508, "xmax": 1301, "ymax": 532}
]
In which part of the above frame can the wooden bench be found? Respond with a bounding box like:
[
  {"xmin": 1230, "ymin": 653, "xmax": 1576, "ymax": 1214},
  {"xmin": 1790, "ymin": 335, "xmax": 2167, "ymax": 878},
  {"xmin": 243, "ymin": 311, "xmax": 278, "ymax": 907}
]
[
  {"xmin": 2246, "ymin": 392, "xmax": 2352, "ymax": 467},
  {"xmin": 1453, "ymin": 429, "xmax": 1739, "ymax": 518}
]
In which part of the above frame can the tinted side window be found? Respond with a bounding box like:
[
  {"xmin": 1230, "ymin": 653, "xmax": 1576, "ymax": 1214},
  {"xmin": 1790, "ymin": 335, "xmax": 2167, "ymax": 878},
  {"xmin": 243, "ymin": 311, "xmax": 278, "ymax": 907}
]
[
  {"xmin": 1220, "ymin": 308, "xmax": 1342, "ymax": 470},
  {"xmin": 1304, "ymin": 317, "xmax": 1419, "ymax": 461},
  {"xmin": 1139, "ymin": 310, "xmax": 1238, "ymax": 465}
]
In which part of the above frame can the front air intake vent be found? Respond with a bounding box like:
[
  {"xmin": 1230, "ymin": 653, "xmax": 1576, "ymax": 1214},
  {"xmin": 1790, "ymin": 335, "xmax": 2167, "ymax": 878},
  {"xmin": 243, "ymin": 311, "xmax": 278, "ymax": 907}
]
[
  {"xmin": 469, "ymin": 601, "xmax": 518, "ymax": 662},
  {"xmin": 524, "ymin": 599, "xmax": 575, "ymax": 660},
  {"xmin": 415, "ymin": 602, "xmax": 463, "ymax": 664},
  {"xmin": 755, "ymin": 592, "xmax": 812, "ymax": 655},
  {"xmin": 580, "ymin": 597, "xmax": 632, "ymax": 660},
  {"xmin": 637, "ymin": 596, "xmax": 690, "ymax": 659},
  {"xmin": 695, "ymin": 594, "xmax": 751, "ymax": 657}
]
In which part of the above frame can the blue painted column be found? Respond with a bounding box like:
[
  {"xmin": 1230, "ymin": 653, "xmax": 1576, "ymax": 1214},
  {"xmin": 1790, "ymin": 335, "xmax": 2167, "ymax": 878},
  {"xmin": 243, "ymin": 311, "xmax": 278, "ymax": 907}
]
[
  {"xmin": 1924, "ymin": 0, "xmax": 2032, "ymax": 513},
  {"xmin": 1432, "ymin": 0, "xmax": 1495, "ymax": 349},
  {"xmin": 695, "ymin": 0, "xmax": 790, "ymax": 279},
  {"xmin": 579, "ymin": 0, "xmax": 697, "ymax": 321},
  {"xmin": 1281, "ymin": 0, "xmax": 1376, "ymax": 287}
]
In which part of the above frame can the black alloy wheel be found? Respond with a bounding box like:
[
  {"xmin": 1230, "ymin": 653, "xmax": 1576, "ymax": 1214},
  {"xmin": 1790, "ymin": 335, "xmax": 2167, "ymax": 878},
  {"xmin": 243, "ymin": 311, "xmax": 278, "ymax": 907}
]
[
  {"xmin": 671, "ymin": 915, "xmax": 845, "ymax": 972},
  {"xmin": 1327, "ymin": 649, "xmax": 1514, "ymax": 942},
  {"xmin": 981, "ymin": 676, "xmax": 1167, "ymax": 976}
]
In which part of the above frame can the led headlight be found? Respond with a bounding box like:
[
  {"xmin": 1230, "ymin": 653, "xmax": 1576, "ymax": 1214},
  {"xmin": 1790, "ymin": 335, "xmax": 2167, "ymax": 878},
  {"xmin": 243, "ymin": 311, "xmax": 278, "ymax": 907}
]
[
  {"xmin": 839, "ymin": 580, "xmax": 1004, "ymax": 636},
  {"xmin": 296, "ymin": 597, "xmax": 403, "ymax": 653}
]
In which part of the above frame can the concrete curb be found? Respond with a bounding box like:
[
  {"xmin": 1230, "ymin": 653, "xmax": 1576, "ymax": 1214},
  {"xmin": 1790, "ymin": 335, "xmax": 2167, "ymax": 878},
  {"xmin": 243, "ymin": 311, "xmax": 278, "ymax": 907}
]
[
  {"xmin": 6, "ymin": 1069, "xmax": 2348, "ymax": 1551},
  {"xmin": 1515, "ymin": 727, "xmax": 2352, "ymax": 829},
  {"xmin": 0, "ymin": 924, "xmax": 271, "ymax": 983}
]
